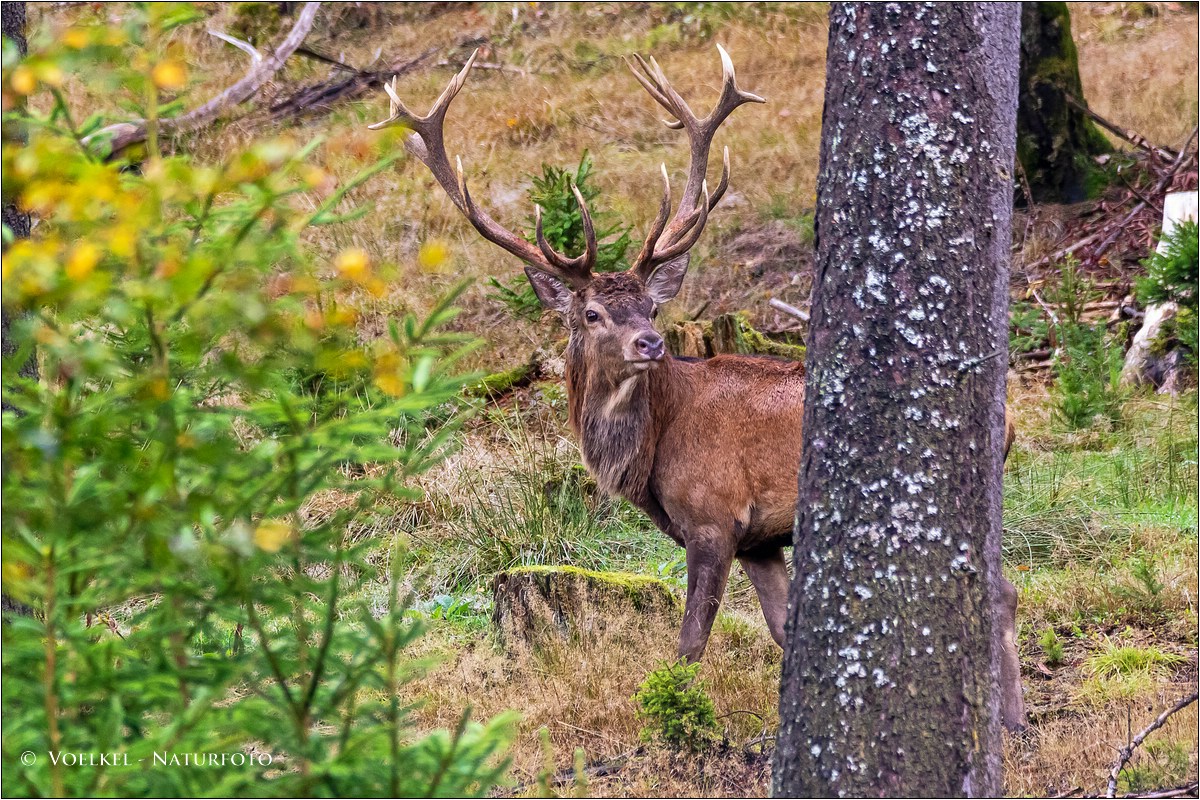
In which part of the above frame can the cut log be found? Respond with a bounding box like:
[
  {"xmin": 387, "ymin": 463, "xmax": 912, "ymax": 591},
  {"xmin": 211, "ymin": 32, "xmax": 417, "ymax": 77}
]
[{"xmin": 492, "ymin": 566, "xmax": 679, "ymax": 651}]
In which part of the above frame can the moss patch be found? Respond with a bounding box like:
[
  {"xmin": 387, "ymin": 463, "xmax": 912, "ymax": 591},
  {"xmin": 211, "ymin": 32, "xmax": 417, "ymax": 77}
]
[{"xmin": 492, "ymin": 565, "xmax": 680, "ymax": 650}]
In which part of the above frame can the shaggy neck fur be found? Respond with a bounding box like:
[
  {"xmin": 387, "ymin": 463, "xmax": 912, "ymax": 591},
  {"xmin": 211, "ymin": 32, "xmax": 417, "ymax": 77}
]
[{"xmin": 564, "ymin": 335, "xmax": 674, "ymax": 510}]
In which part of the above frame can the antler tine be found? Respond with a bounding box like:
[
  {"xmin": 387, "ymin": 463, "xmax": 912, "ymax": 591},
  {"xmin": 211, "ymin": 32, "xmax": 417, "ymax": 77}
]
[
  {"xmin": 628, "ymin": 46, "xmax": 763, "ymax": 278},
  {"xmin": 656, "ymin": 181, "xmax": 710, "ymax": 263},
  {"xmin": 367, "ymin": 49, "xmax": 595, "ymax": 288},
  {"xmin": 632, "ymin": 164, "xmax": 673, "ymax": 279},
  {"xmin": 534, "ymin": 184, "xmax": 598, "ymax": 275}
]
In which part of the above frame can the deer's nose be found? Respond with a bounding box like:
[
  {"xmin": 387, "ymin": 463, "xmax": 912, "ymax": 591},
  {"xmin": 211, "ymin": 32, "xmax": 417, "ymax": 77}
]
[{"xmin": 636, "ymin": 331, "xmax": 665, "ymax": 361}]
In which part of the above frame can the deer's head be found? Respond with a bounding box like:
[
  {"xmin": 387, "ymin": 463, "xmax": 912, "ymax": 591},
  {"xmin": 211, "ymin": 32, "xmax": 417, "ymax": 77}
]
[{"xmin": 369, "ymin": 46, "xmax": 763, "ymax": 381}]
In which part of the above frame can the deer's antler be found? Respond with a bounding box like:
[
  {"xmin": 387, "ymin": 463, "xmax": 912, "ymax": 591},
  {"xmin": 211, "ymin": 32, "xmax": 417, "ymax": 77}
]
[
  {"xmin": 369, "ymin": 49, "xmax": 597, "ymax": 288},
  {"xmin": 626, "ymin": 44, "xmax": 764, "ymax": 280}
]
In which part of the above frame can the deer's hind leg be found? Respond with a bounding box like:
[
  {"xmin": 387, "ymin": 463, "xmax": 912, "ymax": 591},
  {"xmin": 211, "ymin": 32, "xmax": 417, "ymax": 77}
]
[
  {"xmin": 678, "ymin": 527, "xmax": 736, "ymax": 662},
  {"xmin": 738, "ymin": 547, "xmax": 790, "ymax": 647}
]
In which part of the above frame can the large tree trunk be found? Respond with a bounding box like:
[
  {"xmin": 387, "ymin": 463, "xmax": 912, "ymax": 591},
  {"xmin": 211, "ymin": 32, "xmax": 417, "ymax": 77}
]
[
  {"xmin": 772, "ymin": 4, "xmax": 1020, "ymax": 797},
  {"xmin": 1017, "ymin": 2, "xmax": 1111, "ymax": 204}
]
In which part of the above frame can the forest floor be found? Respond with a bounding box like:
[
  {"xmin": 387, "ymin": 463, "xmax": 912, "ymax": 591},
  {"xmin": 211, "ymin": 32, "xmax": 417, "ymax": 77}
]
[{"xmin": 30, "ymin": 2, "xmax": 1200, "ymax": 797}]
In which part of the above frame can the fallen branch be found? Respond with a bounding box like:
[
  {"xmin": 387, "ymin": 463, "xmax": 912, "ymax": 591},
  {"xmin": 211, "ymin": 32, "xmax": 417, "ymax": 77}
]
[
  {"xmin": 435, "ymin": 57, "xmax": 525, "ymax": 75},
  {"xmin": 1120, "ymin": 783, "xmax": 1200, "ymax": 799},
  {"xmin": 510, "ymin": 746, "xmax": 642, "ymax": 793},
  {"xmin": 1065, "ymin": 93, "xmax": 1178, "ymax": 162},
  {"xmin": 268, "ymin": 45, "xmax": 439, "ymax": 121},
  {"xmin": 1092, "ymin": 136, "xmax": 1197, "ymax": 262},
  {"xmin": 1106, "ymin": 691, "xmax": 1198, "ymax": 798},
  {"xmin": 84, "ymin": 2, "xmax": 321, "ymax": 155},
  {"xmin": 769, "ymin": 297, "xmax": 810, "ymax": 323}
]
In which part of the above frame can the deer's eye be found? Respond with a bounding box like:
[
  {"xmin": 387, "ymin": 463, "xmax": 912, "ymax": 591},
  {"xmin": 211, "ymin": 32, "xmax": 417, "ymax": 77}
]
[
  {"xmin": 585, "ymin": 309, "xmax": 600, "ymax": 324},
  {"xmin": 650, "ymin": 305, "xmax": 659, "ymax": 320}
]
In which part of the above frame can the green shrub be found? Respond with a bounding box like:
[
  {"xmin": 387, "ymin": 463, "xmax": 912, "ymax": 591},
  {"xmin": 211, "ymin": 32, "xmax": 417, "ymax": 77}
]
[
  {"xmin": 1009, "ymin": 300, "xmax": 1050, "ymax": 355},
  {"xmin": 1038, "ymin": 628, "xmax": 1065, "ymax": 667},
  {"xmin": 1137, "ymin": 219, "xmax": 1199, "ymax": 312},
  {"xmin": 1137, "ymin": 220, "xmax": 1199, "ymax": 365},
  {"xmin": 2, "ymin": 8, "xmax": 514, "ymax": 796},
  {"xmin": 487, "ymin": 152, "xmax": 630, "ymax": 319},
  {"xmin": 633, "ymin": 660, "xmax": 719, "ymax": 752},
  {"xmin": 1047, "ymin": 259, "xmax": 1126, "ymax": 430}
]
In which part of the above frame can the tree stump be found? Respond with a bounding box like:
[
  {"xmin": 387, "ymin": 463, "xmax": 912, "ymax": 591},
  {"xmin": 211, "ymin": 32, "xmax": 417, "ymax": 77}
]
[
  {"xmin": 492, "ymin": 566, "xmax": 679, "ymax": 651},
  {"xmin": 664, "ymin": 313, "xmax": 805, "ymax": 361}
]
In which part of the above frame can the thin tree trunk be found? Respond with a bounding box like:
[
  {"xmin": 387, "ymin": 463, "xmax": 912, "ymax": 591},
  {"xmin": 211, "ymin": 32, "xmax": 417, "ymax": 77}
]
[{"xmin": 773, "ymin": 3, "xmax": 1020, "ymax": 797}]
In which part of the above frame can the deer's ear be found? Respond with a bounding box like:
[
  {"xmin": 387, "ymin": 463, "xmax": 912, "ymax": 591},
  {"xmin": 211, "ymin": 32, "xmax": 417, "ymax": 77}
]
[
  {"xmin": 524, "ymin": 266, "xmax": 574, "ymax": 314},
  {"xmin": 644, "ymin": 254, "xmax": 691, "ymax": 304}
]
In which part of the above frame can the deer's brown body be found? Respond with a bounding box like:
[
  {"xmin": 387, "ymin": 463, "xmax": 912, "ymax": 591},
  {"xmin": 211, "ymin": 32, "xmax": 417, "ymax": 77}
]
[
  {"xmin": 370, "ymin": 46, "xmax": 1026, "ymax": 730},
  {"xmin": 563, "ymin": 300, "xmax": 805, "ymax": 656}
]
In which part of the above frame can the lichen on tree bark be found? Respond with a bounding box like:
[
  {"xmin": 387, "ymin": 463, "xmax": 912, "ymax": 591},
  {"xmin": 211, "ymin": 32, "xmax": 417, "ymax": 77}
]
[{"xmin": 772, "ymin": 3, "xmax": 1019, "ymax": 797}]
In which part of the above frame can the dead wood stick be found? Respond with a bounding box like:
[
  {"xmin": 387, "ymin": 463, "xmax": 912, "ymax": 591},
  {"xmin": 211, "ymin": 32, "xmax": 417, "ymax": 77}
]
[
  {"xmin": 1049, "ymin": 787, "xmax": 1083, "ymax": 799},
  {"xmin": 1092, "ymin": 143, "xmax": 1196, "ymax": 261},
  {"xmin": 435, "ymin": 58, "xmax": 525, "ymax": 75},
  {"xmin": 85, "ymin": 2, "xmax": 321, "ymax": 155},
  {"xmin": 1025, "ymin": 128, "xmax": 1197, "ymax": 271},
  {"xmin": 267, "ymin": 46, "xmax": 438, "ymax": 121},
  {"xmin": 1064, "ymin": 94, "xmax": 1178, "ymax": 161},
  {"xmin": 769, "ymin": 297, "xmax": 810, "ymax": 322},
  {"xmin": 1106, "ymin": 691, "xmax": 1198, "ymax": 798},
  {"xmin": 1123, "ymin": 786, "xmax": 1200, "ymax": 796}
]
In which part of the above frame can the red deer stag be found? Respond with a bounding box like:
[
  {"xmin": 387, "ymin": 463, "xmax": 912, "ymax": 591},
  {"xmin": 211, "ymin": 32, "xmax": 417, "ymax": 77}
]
[{"xmin": 369, "ymin": 46, "xmax": 1025, "ymax": 730}]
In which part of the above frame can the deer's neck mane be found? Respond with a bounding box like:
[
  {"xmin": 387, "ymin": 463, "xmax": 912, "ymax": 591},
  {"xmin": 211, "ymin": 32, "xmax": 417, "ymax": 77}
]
[{"xmin": 564, "ymin": 339, "xmax": 675, "ymax": 509}]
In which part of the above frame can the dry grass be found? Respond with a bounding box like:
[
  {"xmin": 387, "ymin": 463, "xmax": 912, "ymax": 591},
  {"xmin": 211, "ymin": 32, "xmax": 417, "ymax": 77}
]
[
  {"xmin": 1074, "ymin": 3, "xmax": 1200, "ymax": 150},
  {"xmin": 1004, "ymin": 682, "xmax": 1198, "ymax": 796},
  {"xmin": 397, "ymin": 601, "xmax": 780, "ymax": 796}
]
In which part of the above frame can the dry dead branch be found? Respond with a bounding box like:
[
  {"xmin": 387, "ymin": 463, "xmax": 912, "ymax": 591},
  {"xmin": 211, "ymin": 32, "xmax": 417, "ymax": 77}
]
[
  {"xmin": 84, "ymin": 2, "xmax": 321, "ymax": 155},
  {"xmin": 1106, "ymin": 691, "xmax": 1199, "ymax": 798}
]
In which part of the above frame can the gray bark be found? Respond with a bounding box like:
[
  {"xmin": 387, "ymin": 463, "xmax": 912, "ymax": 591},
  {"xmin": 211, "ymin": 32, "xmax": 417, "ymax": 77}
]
[{"xmin": 772, "ymin": 3, "xmax": 1019, "ymax": 797}]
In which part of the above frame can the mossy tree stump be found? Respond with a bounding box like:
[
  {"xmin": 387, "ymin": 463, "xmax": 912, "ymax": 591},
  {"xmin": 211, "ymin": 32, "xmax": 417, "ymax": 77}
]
[
  {"xmin": 492, "ymin": 566, "xmax": 679, "ymax": 650},
  {"xmin": 664, "ymin": 313, "xmax": 806, "ymax": 361}
]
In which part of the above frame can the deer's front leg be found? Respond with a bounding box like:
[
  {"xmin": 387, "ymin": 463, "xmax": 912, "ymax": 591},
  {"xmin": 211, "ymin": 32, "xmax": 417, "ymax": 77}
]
[{"xmin": 678, "ymin": 528, "xmax": 735, "ymax": 662}]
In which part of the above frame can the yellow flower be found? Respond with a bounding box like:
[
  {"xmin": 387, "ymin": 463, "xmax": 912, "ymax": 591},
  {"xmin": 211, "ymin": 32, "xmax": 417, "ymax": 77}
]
[
  {"xmin": 300, "ymin": 165, "xmax": 329, "ymax": 190},
  {"xmin": 36, "ymin": 63, "xmax": 63, "ymax": 88},
  {"xmin": 63, "ymin": 28, "xmax": 90, "ymax": 49},
  {"xmin": 151, "ymin": 61, "xmax": 187, "ymax": 91},
  {"xmin": 147, "ymin": 377, "xmax": 170, "ymax": 401},
  {"xmin": 334, "ymin": 247, "xmax": 370, "ymax": 281},
  {"xmin": 253, "ymin": 519, "xmax": 294, "ymax": 553},
  {"xmin": 373, "ymin": 350, "xmax": 407, "ymax": 397},
  {"xmin": 66, "ymin": 242, "xmax": 101, "ymax": 281},
  {"xmin": 417, "ymin": 240, "xmax": 450, "ymax": 273},
  {"xmin": 9, "ymin": 67, "xmax": 36, "ymax": 95}
]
